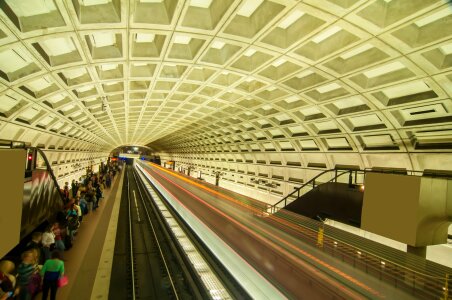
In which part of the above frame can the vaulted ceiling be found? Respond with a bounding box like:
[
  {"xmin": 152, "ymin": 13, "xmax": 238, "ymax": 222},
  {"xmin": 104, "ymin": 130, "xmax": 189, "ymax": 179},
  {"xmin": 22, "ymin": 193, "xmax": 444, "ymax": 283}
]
[{"xmin": 0, "ymin": 0, "xmax": 451, "ymax": 154}]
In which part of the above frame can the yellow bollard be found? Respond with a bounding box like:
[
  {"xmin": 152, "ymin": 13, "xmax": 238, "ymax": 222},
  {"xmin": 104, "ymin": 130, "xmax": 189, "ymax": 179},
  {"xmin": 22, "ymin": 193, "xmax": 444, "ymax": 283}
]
[
  {"xmin": 442, "ymin": 274, "xmax": 449, "ymax": 300},
  {"xmin": 317, "ymin": 227, "xmax": 324, "ymax": 248}
]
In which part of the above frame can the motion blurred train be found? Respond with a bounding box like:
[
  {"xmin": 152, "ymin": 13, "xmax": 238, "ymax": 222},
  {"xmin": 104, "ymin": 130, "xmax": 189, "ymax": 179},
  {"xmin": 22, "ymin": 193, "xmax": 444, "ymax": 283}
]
[{"xmin": 139, "ymin": 154, "xmax": 161, "ymax": 165}]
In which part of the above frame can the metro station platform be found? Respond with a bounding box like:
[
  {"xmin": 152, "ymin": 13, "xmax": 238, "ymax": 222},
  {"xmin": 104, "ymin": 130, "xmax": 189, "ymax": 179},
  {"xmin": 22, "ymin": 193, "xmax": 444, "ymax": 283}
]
[
  {"xmin": 34, "ymin": 160, "xmax": 450, "ymax": 300},
  {"xmin": 34, "ymin": 171, "xmax": 125, "ymax": 300}
]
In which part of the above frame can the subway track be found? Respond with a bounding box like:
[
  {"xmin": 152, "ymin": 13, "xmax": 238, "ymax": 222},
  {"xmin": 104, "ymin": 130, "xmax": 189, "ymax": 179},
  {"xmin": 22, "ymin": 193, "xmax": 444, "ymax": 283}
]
[{"xmin": 109, "ymin": 166, "xmax": 205, "ymax": 300}]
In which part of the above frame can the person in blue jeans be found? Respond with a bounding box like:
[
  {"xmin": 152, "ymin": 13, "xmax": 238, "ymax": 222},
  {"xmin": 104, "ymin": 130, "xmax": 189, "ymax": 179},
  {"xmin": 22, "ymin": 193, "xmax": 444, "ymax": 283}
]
[{"xmin": 40, "ymin": 251, "xmax": 64, "ymax": 300}]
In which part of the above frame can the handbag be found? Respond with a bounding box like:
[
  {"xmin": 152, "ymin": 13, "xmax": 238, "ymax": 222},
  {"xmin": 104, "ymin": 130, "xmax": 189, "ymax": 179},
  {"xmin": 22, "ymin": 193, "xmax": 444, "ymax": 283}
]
[
  {"xmin": 28, "ymin": 273, "xmax": 42, "ymax": 295},
  {"xmin": 57, "ymin": 275, "xmax": 68, "ymax": 287}
]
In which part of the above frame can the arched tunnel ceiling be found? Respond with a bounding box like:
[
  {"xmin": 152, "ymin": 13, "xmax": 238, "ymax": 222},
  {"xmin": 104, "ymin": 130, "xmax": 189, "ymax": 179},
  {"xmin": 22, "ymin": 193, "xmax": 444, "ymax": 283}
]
[{"xmin": 0, "ymin": 0, "xmax": 451, "ymax": 153}]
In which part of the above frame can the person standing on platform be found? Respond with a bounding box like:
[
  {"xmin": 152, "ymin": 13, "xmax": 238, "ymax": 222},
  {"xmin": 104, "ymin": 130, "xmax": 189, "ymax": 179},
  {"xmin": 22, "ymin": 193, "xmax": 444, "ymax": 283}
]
[
  {"xmin": 0, "ymin": 260, "xmax": 19, "ymax": 299},
  {"xmin": 40, "ymin": 251, "xmax": 64, "ymax": 300},
  {"xmin": 71, "ymin": 180, "xmax": 77, "ymax": 199},
  {"xmin": 52, "ymin": 223, "xmax": 65, "ymax": 253},
  {"xmin": 17, "ymin": 251, "xmax": 37, "ymax": 300},
  {"xmin": 42, "ymin": 226, "xmax": 55, "ymax": 262},
  {"xmin": 24, "ymin": 232, "xmax": 43, "ymax": 265}
]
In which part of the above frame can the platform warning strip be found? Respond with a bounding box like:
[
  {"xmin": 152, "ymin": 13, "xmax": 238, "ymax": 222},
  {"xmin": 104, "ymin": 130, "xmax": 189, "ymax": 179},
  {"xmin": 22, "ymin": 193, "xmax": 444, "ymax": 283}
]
[{"xmin": 90, "ymin": 172, "xmax": 125, "ymax": 300}]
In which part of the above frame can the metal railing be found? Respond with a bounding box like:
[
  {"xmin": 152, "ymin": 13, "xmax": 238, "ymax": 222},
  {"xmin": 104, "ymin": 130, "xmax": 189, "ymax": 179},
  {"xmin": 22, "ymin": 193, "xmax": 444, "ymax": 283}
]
[
  {"xmin": 270, "ymin": 210, "xmax": 452, "ymax": 300},
  {"xmin": 269, "ymin": 169, "xmax": 363, "ymax": 214},
  {"xmin": 268, "ymin": 166, "xmax": 452, "ymax": 215}
]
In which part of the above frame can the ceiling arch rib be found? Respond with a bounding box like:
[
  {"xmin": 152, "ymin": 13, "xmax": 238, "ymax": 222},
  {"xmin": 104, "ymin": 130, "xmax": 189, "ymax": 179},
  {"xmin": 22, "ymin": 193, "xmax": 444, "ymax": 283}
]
[{"xmin": 0, "ymin": 0, "xmax": 450, "ymax": 160}]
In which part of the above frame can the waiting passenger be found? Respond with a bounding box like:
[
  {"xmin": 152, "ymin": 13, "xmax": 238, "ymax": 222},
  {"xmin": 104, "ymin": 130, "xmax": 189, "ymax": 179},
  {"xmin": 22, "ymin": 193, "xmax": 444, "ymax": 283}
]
[
  {"xmin": 0, "ymin": 260, "xmax": 19, "ymax": 299},
  {"xmin": 24, "ymin": 232, "xmax": 43, "ymax": 264},
  {"xmin": 52, "ymin": 223, "xmax": 65, "ymax": 253},
  {"xmin": 42, "ymin": 226, "xmax": 55, "ymax": 261},
  {"xmin": 66, "ymin": 204, "xmax": 79, "ymax": 241},
  {"xmin": 71, "ymin": 180, "xmax": 77, "ymax": 199},
  {"xmin": 17, "ymin": 250, "xmax": 38, "ymax": 300},
  {"xmin": 61, "ymin": 183, "xmax": 70, "ymax": 204},
  {"xmin": 105, "ymin": 174, "xmax": 111, "ymax": 188},
  {"xmin": 79, "ymin": 193, "xmax": 88, "ymax": 216},
  {"xmin": 74, "ymin": 199, "xmax": 82, "ymax": 223},
  {"xmin": 41, "ymin": 252, "xmax": 64, "ymax": 300}
]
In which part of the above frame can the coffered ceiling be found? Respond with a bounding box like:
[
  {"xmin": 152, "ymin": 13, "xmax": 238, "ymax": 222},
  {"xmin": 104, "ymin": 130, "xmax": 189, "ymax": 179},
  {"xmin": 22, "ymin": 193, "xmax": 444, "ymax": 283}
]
[{"xmin": 0, "ymin": 0, "xmax": 451, "ymax": 153}]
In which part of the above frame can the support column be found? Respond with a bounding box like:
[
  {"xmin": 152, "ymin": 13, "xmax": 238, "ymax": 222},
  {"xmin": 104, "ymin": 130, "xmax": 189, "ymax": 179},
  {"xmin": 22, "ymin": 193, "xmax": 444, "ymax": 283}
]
[{"xmin": 407, "ymin": 245, "xmax": 427, "ymax": 258}]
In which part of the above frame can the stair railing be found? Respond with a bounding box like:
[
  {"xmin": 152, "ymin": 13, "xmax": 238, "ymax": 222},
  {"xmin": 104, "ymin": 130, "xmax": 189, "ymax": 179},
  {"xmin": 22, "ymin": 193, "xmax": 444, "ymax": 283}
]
[{"xmin": 268, "ymin": 169, "xmax": 358, "ymax": 214}]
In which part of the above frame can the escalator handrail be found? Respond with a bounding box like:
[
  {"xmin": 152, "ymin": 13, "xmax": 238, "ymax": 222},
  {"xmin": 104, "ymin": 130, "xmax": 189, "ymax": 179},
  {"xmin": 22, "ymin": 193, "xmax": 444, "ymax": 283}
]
[
  {"xmin": 34, "ymin": 147, "xmax": 66, "ymax": 205},
  {"xmin": 270, "ymin": 169, "xmax": 356, "ymax": 212}
]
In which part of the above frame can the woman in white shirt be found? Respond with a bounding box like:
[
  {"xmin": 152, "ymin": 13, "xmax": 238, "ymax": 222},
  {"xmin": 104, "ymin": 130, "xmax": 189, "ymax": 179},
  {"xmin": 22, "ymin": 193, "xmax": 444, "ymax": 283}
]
[{"xmin": 41, "ymin": 225, "xmax": 55, "ymax": 262}]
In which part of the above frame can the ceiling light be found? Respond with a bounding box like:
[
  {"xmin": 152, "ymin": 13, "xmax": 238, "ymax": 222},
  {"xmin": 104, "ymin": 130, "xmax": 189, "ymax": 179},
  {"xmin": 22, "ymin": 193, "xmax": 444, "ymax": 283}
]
[
  {"xmin": 0, "ymin": 94, "xmax": 18, "ymax": 112},
  {"xmin": 135, "ymin": 33, "xmax": 155, "ymax": 43},
  {"xmin": 63, "ymin": 68, "xmax": 86, "ymax": 79},
  {"xmin": 20, "ymin": 107, "xmax": 40, "ymax": 120},
  {"xmin": 334, "ymin": 96, "xmax": 364, "ymax": 109},
  {"xmin": 350, "ymin": 114, "xmax": 381, "ymax": 127},
  {"xmin": 211, "ymin": 41, "xmax": 226, "ymax": 49},
  {"xmin": 296, "ymin": 70, "xmax": 313, "ymax": 78},
  {"xmin": 300, "ymin": 106, "xmax": 320, "ymax": 115},
  {"xmin": 278, "ymin": 10, "xmax": 304, "ymax": 29},
  {"xmin": 62, "ymin": 104, "xmax": 75, "ymax": 112},
  {"xmin": 243, "ymin": 48, "xmax": 257, "ymax": 57},
  {"xmin": 363, "ymin": 61, "xmax": 405, "ymax": 78},
  {"xmin": 92, "ymin": 32, "xmax": 116, "ymax": 47},
  {"xmin": 312, "ymin": 26, "xmax": 341, "ymax": 44},
  {"xmin": 316, "ymin": 82, "xmax": 341, "ymax": 93},
  {"xmin": 5, "ymin": 0, "xmax": 56, "ymax": 17},
  {"xmin": 174, "ymin": 35, "xmax": 192, "ymax": 44},
  {"xmin": 27, "ymin": 77, "xmax": 52, "ymax": 91},
  {"xmin": 439, "ymin": 43, "xmax": 452, "ymax": 55},
  {"xmin": 0, "ymin": 49, "xmax": 31, "ymax": 73},
  {"xmin": 271, "ymin": 58, "xmax": 286, "ymax": 67},
  {"xmin": 39, "ymin": 116, "xmax": 54, "ymax": 126},
  {"xmin": 237, "ymin": 0, "xmax": 264, "ymax": 17},
  {"xmin": 284, "ymin": 95, "xmax": 300, "ymax": 103},
  {"xmin": 382, "ymin": 80, "xmax": 430, "ymax": 98},
  {"xmin": 41, "ymin": 37, "xmax": 76, "ymax": 56},
  {"xmin": 100, "ymin": 64, "xmax": 117, "ymax": 71},
  {"xmin": 81, "ymin": 0, "xmax": 110, "ymax": 6},
  {"xmin": 189, "ymin": 0, "xmax": 213, "ymax": 8},
  {"xmin": 48, "ymin": 94, "xmax": 65, "ymax": 103},
  {"xmin": 316, "ymin": 121, "xmax": 337, "ymax": 131},
  {"xmin": 415, "ymin": 7, "xmax": 451, "ymax": 27},
  {"xmin": 340, "ymin": 43, "xmax": 373, "ymax": 60},
  {"xmin": 77, "ymin": 85, "xmax": 93, "ymax": 92}
]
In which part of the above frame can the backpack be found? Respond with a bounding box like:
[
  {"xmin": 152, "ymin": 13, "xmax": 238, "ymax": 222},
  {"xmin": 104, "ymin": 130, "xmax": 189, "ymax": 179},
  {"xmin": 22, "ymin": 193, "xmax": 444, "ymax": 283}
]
[
  {"xmin": 79, "ymin": 201, "xmax": 88, "ymax": 215},
  {"xmin": 67, "ymin": 216, "xmax": 79, "ymax": 230}
]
